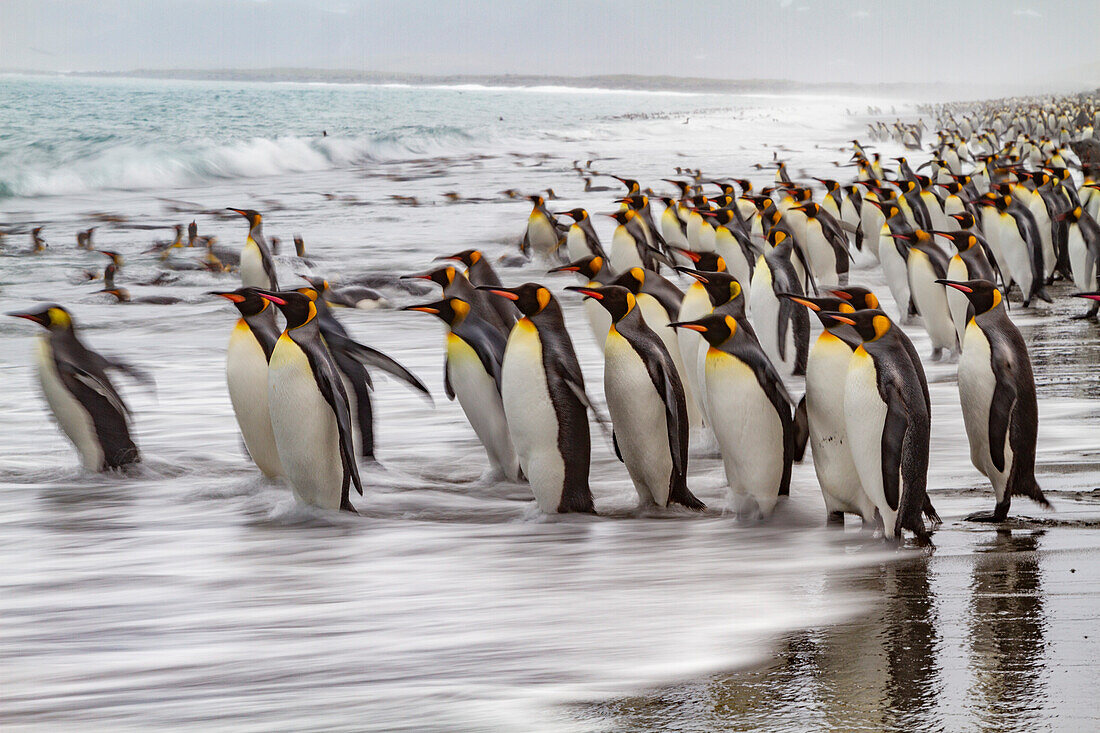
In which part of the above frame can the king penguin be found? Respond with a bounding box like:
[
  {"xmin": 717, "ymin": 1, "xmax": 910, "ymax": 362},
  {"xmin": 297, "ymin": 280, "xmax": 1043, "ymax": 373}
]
[
  {"xmin": 480, "ymin": 283, "xmax": 596, "ymax": 514},
  {"xmin": 256, "ymin": 290, "xmax": 363, "ymax": 512},
  {"xmin": 209, "ymin": 287, "xmax": 283, "ymax": 479},
  {"xmin": 547, "ymin": 254, "xmax": 616, "ymax": 351},
  {"xmin": 750, "ymin": 228, "xmax": 810, "ymax": 376},
  {"xmin": 939, "ymin": 279, "xmax": 1051, "ymax": 521},
  {"xmin": 823, "ymin": 309, "xmax": 935, "ymax": 543},
  {"xmin": 521, "ymin": 195, "xmax": 564, "ymax": 260},
  {"xmin": 403, "ymin": 297, "xmax": 522, "ymax": 482},
  {"xmin": 227, "ymin": 208, "xmax": 279, "ymax": 291},
  {"xmin": 8, "ymin": 304, "xmax": 142, "ymax": 472},
  {"xmin": 435, "ymin": 248, "xmax": 519, "ymax": 328},
  {"xmin": 569, "ymin": 285, "xmax": 704, "ymax": 510},
  {"xmin": 670, "ymin": 312, "xmax": 796, "ymax": 519}
]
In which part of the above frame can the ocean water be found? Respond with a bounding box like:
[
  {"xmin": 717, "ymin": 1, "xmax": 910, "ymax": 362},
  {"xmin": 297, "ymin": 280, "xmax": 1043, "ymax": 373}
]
[{"xmin": 2, "ymin": 75, "xmax": 1098, "ymax": 731}]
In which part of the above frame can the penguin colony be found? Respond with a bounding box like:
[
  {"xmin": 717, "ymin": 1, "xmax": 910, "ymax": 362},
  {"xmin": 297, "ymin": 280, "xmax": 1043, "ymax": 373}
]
[{"xmin": 20, "ymin": 92, "xmax": 1100, "ymax": 544}]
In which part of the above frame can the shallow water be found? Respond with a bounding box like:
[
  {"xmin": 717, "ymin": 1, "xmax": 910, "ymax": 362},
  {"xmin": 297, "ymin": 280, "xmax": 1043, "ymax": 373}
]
[{"xmin": 2, "ymin": 77, "xmax": 1099, "ymax": 731}]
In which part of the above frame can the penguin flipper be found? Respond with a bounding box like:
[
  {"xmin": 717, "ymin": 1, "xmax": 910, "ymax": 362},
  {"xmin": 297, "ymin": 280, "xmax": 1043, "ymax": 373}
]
[
  {"xmin": 612, "ymin": 431, "xmax": 624, "ymax": 463},
  {"xmin": 881, "ymin": 396, "xmax": 909, "ymax": 513},
  {"xmin": 336, "ymin": 339, "xmax": 433, "ymax": 405},
  {"xmin": 443, "ymin": 357, "xmax": 455, "ymax": 401},
  {"xmin": 792, "ymin": 394, "xmax": 809, "ymax": 462},
  {"xmin": 309, "ymin": 350, "xmax": 364, "ymax": 497},
  {"xmin": 988, "ymin": 362, "xmax": 1018, "ymax": 474}
]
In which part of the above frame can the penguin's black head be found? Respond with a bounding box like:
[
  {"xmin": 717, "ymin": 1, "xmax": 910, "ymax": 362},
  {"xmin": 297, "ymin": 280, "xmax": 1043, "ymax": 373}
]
[
  {"xmin": 677, "ymin": 267, "xmax": 743, "ymax": 308},
  {"xmin": 673, "ymin": 247, "xmax": 726, "ymax": 273},
  {"xmin": 208, "ymin": 287, "xmax": 270, "ymax": 318},
  {"xmin": 299, "ymin": 274, "xmax": 331, "ymax": 294},
  {"xmin": 227, "ymin": 208, "xmax": 262, "ymax": 227},
  {"xmin": 556, "ymin": 208, "xmax": 588, "ymax": 222},
  {"xmin": 7, "ymin": 304, "xmax": 73, "ymax": 331},
  {"xmin": 403, "ymin": 297, "xmax": 470, "ymax": 326},
  {"xmin": 609, "ymin": 267, "xmax": 645, "ymax": 295},
  {"xmin": 566, "ymin": 284, "xmax": 635, "ymax": 323},
  {"xmin": 828, "ymin": 286, "xmax": 880, "ymax": 311},
  {"xmin": 938, "ymin": 279, "xmax": 1002, "ymax": 315},
  {"xmin": 436, "ymin": 249, "xmax": 483, "ymax": 267},
  {"xmin": 820, "ymin": 309, "xmax": 893, "ymax": 343},
  {"xmin": 929, "ymin": 230, "xmax": 977, "ymax": 251},
  {"xmin": 612, "ymin": 175, "xmax": 640, "ymax": 193},
  {"xmin": 96, "ymin": 250, "xmax": 123, "ymax": 265},
  {"xmin": 401, "ymin": 265, "xmax": 458, "ymax": 290},
  {"xmin": 780, "ymin": 293, "xmax": 852, "ymax": 322},
  {"xmin": 814, "ymin": 177, "xmax": 839, "ymax": 191},
  {"xmin": 255, "ymin": 289, "xmax": 315, "ymax": 329},
  {"xmin": 950, "ymin": 212, "xmax": 976, "ymax": 229},
  {"xmin": 669, "ymin": 313, "xmax": 737, "ymax": 347},
  {"xmin": 548, "ymin": 255, "xmax": 605, "ymax": 280},
  {"xmin": 479, "ymin": 282, "xmax": 554, "ymax": 318},
  {"xmin": 607, "ymin": 210, "xmax": 634, "ymax": 225},
  {"xmin": 793, "ymin": 203, "xmax": 821, "ymax": 218}
]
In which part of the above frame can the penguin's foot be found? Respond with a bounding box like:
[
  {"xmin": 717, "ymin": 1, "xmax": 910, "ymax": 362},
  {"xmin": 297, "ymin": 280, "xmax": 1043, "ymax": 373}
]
[
  {"xmin": 964, "ymin": 510, "xmax": 1002, "ymax": 523},
  {"xmin": 826, "ymin": 511, "xmax": 845, "ymax": 528},
  {"xmin": 930, "ymin": 347, "xmax": 943, "ymax": 362},
  {"xmin": 1070, "ymin": 312, "xmax": 1099, "ymax": 321}
]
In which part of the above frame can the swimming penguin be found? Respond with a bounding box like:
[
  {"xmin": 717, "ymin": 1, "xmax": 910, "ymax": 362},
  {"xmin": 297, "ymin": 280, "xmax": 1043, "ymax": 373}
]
[
  {"xmin": 750, "ymin": 229, "xmax": 810, "ymax": 376},
  {"xmin": 521, "ymin": 195, "xmax": 563, "ymax": 259},
  {"xmin": 208, "ymin": 287, "xmax": 283, "ymax": 479},
  {"xmin": 547, "ymin": 254, "xmax": 616, "ymax": 351},
  {"xmin": 940, "ymin": 279, "xmax": 1051, "ymax": 522},
  {"xmin": 227, "ymin": 208, "xmax": 279, "ymax": 291},
  {"xmin": 823, "ymin": 309, "xmax": 935, "ymax": 543},
  {"xmin": 255, "ymin": 290, "xmax": 363, "ymax": 512},
  {"xmin": 781, "ymin": 295, "xmax": 876, "ymax": 526},
  {"xmin": 670, "ymin": 312, "xmax": 796, "ymax": 519},
  {"xmin": 556, "ymin": 208, "xmax": 608, "ymax": 262},
  {"xmin": 8, "ymin": 305, "xmax": 142, "ymax": 471},
  {"xmin": 568, "ymin": 285, "xmax": 704, "ymax": 510},
  {"xmin": 435, "ymin": 248, "xmax": 518, "ymax": 327},
  {"xmin": 403, "ymin": 297, "xmax": 522, "ymax": 482},
  {"xmin": 480, "ymin": 283, "xmax": 596, "ymax": 514}
]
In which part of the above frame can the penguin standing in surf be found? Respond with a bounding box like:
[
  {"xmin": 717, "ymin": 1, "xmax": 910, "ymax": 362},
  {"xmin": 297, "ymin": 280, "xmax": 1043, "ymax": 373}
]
[
  {"xmin": 481, "ymin": 283, "xmax": 596, "ymax": 514},
  {"xmin": 750, "ymin": 228, "xmax": 810, "ymax": 376},
  {"xmin": 669, "ymin": 312, "xmax": 796, "ymax": 519},
  {"xmin": 569, "ymin": 285, "xmax": 705, "ymax": 511},
  {"xmin": 227, "ymin": 208, "xmax": 279, "ymax": 291},
  {"xmin": 403, "ymin": 296, "xmax": 522, "ymax": 482},
  {"xmin": 8, "ymin": 304, "xmax": 144, "ymax": 472},
  {"xmin": 521, "ymin": 195, "xmax": 564, "ymax": 260},
  {"xmin": 209, "ymin": 287, "xmax": 283, "ymax": 479},
  {"xmin": 939, "ymin": 279, "xmax": 1051, "ymax": 522},
  {"xmin": 256, "ymin": 290, "xmax": 363, "ymax": 512},
  {"xmin": 823, "ymin": 309, "xmax": 935, "ymax": 543}
]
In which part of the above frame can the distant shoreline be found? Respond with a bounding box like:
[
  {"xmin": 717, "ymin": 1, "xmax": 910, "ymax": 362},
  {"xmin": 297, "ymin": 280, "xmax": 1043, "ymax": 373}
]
[{"xmin": 0, "ymin": 67, "xmax": 1045, "ymax": 100}]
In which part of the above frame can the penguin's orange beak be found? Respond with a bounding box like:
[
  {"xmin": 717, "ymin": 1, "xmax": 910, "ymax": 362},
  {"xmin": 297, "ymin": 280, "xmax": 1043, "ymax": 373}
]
[
  {"xmin": 6, "ymin": 311, "xmax": 46, "ymax": 325},
  {"xmin": 485, "ymin": 289, "xmax": 519, "ymax": 301},
  {"xmin": 403, "ymin": 305, "xmax": 440, "ymax": 314},
  {"xmin": 674, "ymin": 266, "xmax": 709, "ymax": 284},
  {"xmin": 209, "ymin": 291, "xmax": 246, "ymax": 303},
  {"xmin": 829, "ymin": 315, "xmax": 857, "ymax": 326},
  {"xmin": 565, "ymin": 286, "xmax": 603, "ymax": 300},
  {"xmin": 828, "ymin": 289, "xmax": 853, "ymax": 301},
  {"xmin": 257, "ymin": 293, "xmax": 287, "ymax": 306},
  {"xmin": 936, "ymin": 280, "xmax": 973, "ymax": 293},
  {"xmin": 787, "ymin": 296, "xmax": 819, "ymax": 311},
  {"xmin": 547, "ymin": 264, "xmax": 580, "ymax": 273},
  {"xmin": 669, "ymin": 321, "xmax": 707, "ymax": 333}
]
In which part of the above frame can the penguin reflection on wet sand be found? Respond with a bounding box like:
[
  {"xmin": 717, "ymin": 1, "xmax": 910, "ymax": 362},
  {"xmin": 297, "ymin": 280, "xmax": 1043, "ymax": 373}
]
[
  {"xmin": 942, "ymin": 279, "xmax": 1050, "ymax": 522},
  {"xmin": 256, "ymin": 290, "xmax": 363, "ymax": 512},
  {"xmin": 480, "ymin": 283, "xmax": 595, "ymax": 514},
  {"xmin": 568, "ymin": 285, "xmax": 705, "ymax": 511},
  {"xmin": 8, "ymin": 305, "xmax": 143, "ymax": 472}
]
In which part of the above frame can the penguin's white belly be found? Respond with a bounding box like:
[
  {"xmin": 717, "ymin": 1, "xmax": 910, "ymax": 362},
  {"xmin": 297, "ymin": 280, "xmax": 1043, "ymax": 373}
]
[
  {"xmin": 604, "ymin": 330, "xmax": 674, "ymax": 507},
  {"xmin": 661, "ymin": 211, "xmax": 688, "ymax": 251},
  {"xmin": 860, "ymin": 207, "xmax": 884, "ymax": 260},
  {"xmin": 982, "ymin": 211, "xmax": 1011, "ymax": 287},
  {"xmin": 705, "ymin": 350, "xmax": 784, "ymax": 517},
  {"xmin": 566, "ymin": 227, "xmax": 592, "ymax": 262},
  {"xmin": 240, "ymin": 240, "xmax": 269, "ymax": 290},
  {"xmin": 958, "ymin": 322, "xmax": 1012, "ymax": 498},
  {"xmin": 447, "ymin": 334, "xmax": 520, "ymax": 481},
  {"xmin": 526, "ymin": 214, "xmax": 559, "ymax": 256},
  {"xmin": 803, "ymin": 223, "xmax": 837, "ymax": 285},
  {"xmin": 807, "ymin": 335, "xmax": 872, "ymax": 518},
  {"xmin": 908, "ymin": 253, "xmax": 956, "ymax": 352},
  {"xmin": 715, "ymin": 233, "xmax": 753, "ymax": 302},
  {"xmin": 583, "ymin": 296, "xmax": 612, "ymax": 353},
  {"xmin": 749, "ymin": 262, "xmax": 789, "ymax": 372},
  {"xmin": 844, "ymin": 349, "xmax": 898, "ymax": 537},
  {"xmin": 880, "ymin": 238, "xmax": 911, "ymax": 321},
  {"xmin": 637, "ymin": 295, "xmax": 700, "ymax": 429},
  {"xmin": 36, "ymin": 338, "xmax": 104, "ymax": 471},
  {"xmin": 677, "ymin": 287, "xmax": 712, "ymax": 425},
  {"xmin": 226, "ymin": 322, "xmax": 282, "ymax": 478},
  {"xmin": 268, "ymin": 339, "xmax": 344, "ymax": 510},
  {"xmin": 1068, "ymin": 225, "xmax": 1094, "ymax": 292},
  {"xmin": 946, "ymin": 257, "xmax": 971, "ymax": 345},
  {"xmin": 1000, "ymin": 221, "xmax": 1034, "ymax": 297},
  {"xmin": 501, "ymin": 320, "xmax": 566, "ymax": 513},
  {"xmin": 610, "ymin": 229, "xmax": 643, "ymax": 272}
]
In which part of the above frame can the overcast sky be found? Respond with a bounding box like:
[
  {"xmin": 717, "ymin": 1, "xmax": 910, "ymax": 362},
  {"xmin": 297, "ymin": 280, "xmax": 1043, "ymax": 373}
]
[{"xmin": 1, "ymin": 0, "xmax": 1096, "ymax": 86}]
